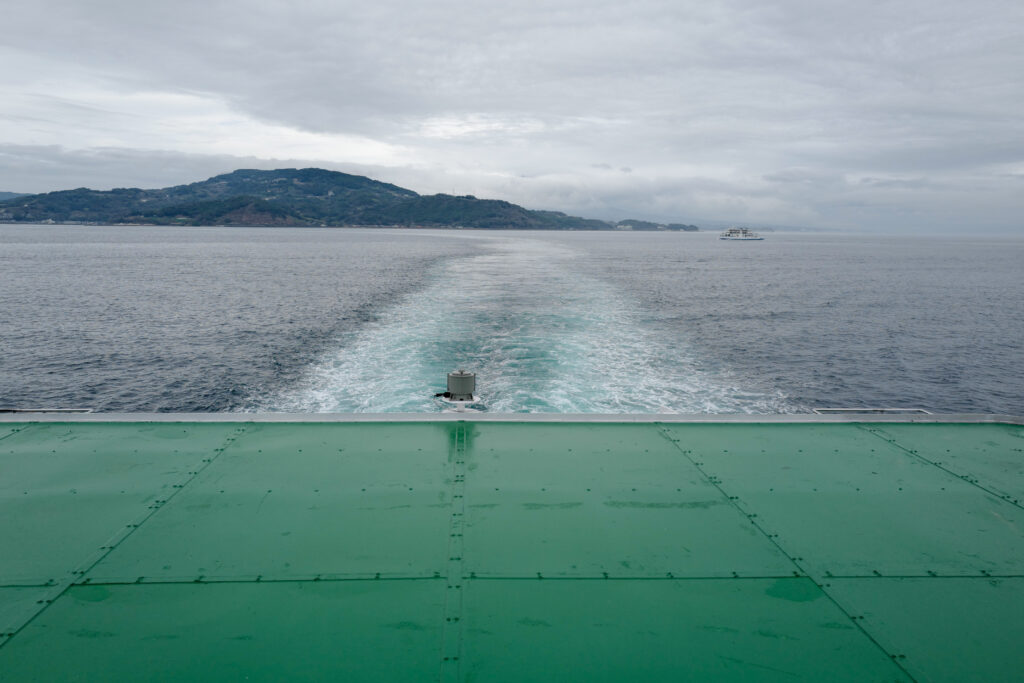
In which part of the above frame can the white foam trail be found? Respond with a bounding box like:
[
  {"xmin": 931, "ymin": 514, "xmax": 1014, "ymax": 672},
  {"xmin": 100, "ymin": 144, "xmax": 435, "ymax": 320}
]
[{"xmin": 255, "ymin": 236, "xmax": 794, "ymax": 413}]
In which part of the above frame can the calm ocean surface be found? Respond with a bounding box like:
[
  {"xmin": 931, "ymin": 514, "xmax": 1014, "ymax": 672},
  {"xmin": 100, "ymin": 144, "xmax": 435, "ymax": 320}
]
[{"xmin": 1, "ymin": 225, "xmax": 1022, "ymax": 414}]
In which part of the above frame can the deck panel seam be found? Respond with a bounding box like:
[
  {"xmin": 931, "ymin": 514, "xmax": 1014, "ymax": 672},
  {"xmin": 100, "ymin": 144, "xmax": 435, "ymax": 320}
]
[
  {"xmin": 0, "ymin": 425, "xmax": 249, "ymax": 649},
  {"xmin": 8, "ymin": 573, "xmax": 1015, "ymax": 589},
  {"xmin": 655, "ymin": 423, "xmax": 918, "ymax": 681},
  {"xmin": 655, "ymin": 424, "xmax": 806, "ymax": 574},
  {"xmin": 439, "ymin": 423, "xmax": 467, "ymax": 683},
  {"xmin": 0, "ymin": 424, "xmax": 33, "ymax": 443},
  {"xmin": 858, "ymin": 424, "xmax": 1024, "ymax": 513}
]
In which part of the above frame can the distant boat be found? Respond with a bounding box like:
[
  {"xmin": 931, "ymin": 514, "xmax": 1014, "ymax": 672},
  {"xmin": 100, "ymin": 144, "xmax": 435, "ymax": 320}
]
[{"xmin": 719, "ymin": 227, "xmax": 764, "ymax": 240}]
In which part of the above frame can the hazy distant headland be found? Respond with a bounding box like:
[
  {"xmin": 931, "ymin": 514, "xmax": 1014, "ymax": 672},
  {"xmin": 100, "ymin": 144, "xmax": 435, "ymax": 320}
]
[{"xmin": 0, "ymin": 168, "xmax": 699, "ymax": 231}]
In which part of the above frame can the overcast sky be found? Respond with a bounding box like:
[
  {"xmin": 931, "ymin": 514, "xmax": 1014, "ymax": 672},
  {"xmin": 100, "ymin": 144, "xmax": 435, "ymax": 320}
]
[{"xmin": 2, "ymin": 0, "xmax": 1022, "ymax": 231}]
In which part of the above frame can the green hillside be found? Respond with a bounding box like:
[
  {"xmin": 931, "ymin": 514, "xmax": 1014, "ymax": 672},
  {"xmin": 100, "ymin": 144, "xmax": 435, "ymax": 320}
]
[{"xmin": 0, "ymin": 168, "xmax": 617, "ymax": 230}]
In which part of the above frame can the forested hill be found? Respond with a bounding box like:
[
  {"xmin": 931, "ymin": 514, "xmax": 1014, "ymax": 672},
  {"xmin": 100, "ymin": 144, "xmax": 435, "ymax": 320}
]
[{"xmin": 0, "ymin": 168, "xmax": 618, "ymax": 230}]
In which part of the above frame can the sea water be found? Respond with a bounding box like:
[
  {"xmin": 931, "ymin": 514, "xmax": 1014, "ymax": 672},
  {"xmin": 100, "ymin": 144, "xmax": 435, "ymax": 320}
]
[{"xmin": 1, "ymin": 225, "xmax": 1021, "ymax": 414}]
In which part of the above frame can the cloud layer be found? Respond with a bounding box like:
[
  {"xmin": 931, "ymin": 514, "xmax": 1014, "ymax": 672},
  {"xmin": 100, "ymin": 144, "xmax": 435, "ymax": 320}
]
[{"xmin": 2, "ymin": 0, "xmax": 1022, "ymax": 231}]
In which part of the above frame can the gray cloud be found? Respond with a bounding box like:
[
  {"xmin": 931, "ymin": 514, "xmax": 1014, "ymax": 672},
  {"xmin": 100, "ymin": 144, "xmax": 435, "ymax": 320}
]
[{"xmin": 1, "ymin": 0, "xmax": 1022, "ymax": 232}]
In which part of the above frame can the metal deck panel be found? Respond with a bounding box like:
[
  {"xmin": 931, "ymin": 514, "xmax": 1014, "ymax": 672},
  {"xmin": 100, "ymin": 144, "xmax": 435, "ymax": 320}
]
[
  {"xmin": 0, "ymin": 588, "xmax": 52, "ymax": 643},
  {"xmin": 461, "ymin": 578, "xmax": 909, "ymax": 682},
  {"xmin": 461, "ymin": 423, "xmax": 698, "ymax": 490},
  {"xmin": 826, "ymin": 577, "xmax": 1024, "ymax": 682},
  {"xmin": 87, "ymin": 423, "xmax": 454, "ymax": 582},
  {"xmin": 0, "ymin": 423, "xmax": 240, "ymax": 584},
  {"xmin": 463, "ymin": 490, "xmax": 796, "ymax": 578},
  {"xmin": 0, "ymin": 581, "xmax": 445, "ymax": 682},
  {"xmin": 463, "ymin": 423, "xmax": 794, "ymax": 577},
  {"xmin": 0, "ymin": 425, "xmax": 22, "ymax": 441},
  {"xmin": 662, "ymin": 423, "xmax": 1024, "ymax": 577},
  {"xmin": 867, "ymin": 423, "xmax": 1024, "ymax": 502}
]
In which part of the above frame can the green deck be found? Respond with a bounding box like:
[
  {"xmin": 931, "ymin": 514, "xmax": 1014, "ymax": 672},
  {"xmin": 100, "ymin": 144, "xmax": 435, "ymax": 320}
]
[{"xmin": 1, "ymin": 419, "xmax": 1022, "ymax": 681}]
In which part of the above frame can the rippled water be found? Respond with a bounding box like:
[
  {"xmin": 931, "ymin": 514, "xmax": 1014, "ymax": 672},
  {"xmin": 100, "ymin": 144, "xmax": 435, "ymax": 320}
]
[{"xmin": 2, "ymin": 225, "xmax": 1022, "ymax": 414}]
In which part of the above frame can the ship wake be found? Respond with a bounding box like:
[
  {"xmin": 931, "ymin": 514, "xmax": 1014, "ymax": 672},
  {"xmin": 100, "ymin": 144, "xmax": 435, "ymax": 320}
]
[{"xmin": 253, "ymin": 237, "xmax": 793, "ymax": 413}]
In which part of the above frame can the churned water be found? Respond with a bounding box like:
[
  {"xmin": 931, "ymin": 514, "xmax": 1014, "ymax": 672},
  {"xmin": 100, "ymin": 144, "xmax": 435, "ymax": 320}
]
[{"xmin": 1, "ymin": 225, "xmax": 1022, "ymax": 414}]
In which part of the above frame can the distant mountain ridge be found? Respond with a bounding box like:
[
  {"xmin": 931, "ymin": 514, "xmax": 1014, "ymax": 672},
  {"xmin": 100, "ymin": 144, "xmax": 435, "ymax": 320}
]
[
  {"xmin": 0, "ymin": 168, "xmax": 617, "ymax": 229},
  {"xmin": 0, "ymin": 191, "xmax": 26, "ymax": 201},
  {"xmin": 0, "ymin": 168, "xmax": 699, "ymax": 230}
]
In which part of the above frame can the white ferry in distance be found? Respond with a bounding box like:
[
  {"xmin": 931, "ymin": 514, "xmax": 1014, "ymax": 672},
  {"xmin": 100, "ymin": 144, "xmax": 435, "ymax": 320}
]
[{"xmin": 719, "ymin": 227, "xmax": 764, "ymax": 240}]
